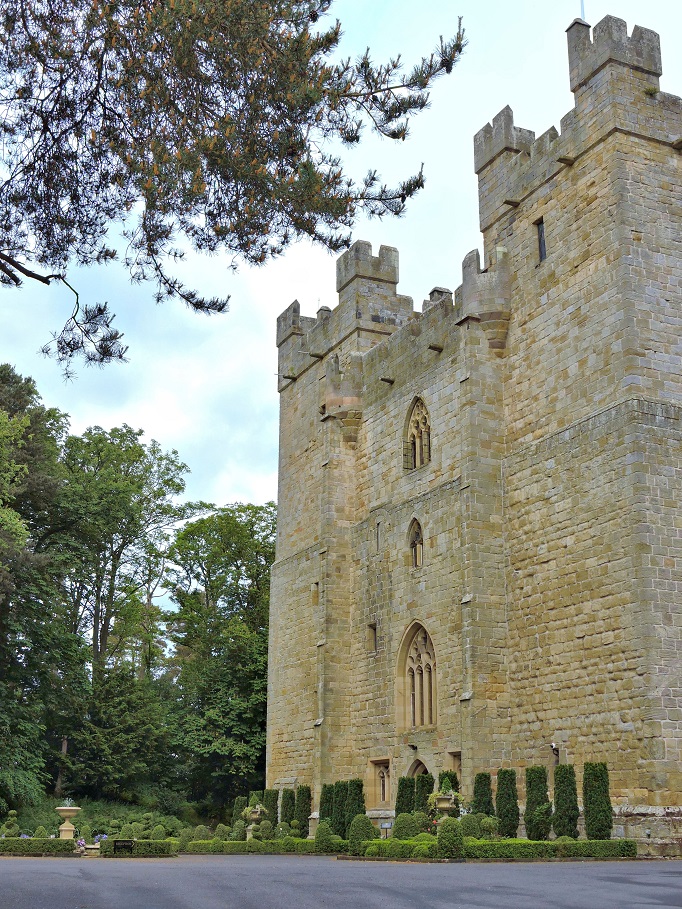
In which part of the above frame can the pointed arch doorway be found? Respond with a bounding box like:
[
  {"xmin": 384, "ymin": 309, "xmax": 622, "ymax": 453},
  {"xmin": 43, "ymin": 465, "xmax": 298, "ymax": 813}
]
[{"xmin": 407, "ymin": 759, "xmax": 430, "ymax": 777}]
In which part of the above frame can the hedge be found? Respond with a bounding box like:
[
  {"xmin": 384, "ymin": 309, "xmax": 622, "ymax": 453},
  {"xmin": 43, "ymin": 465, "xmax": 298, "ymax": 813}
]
[
  {"xmin": 0, "ymin": 838, "xmax": 75, "ymax": 856},
  {"xmin": 100, "ymin": 839, "xmax": 177, "ymax": 857},
  {"xmin": 187, "ymin": 838, "xmax": 319, "ymax": 855},
  {"xmin": 438, "ymin": 817, "xmax": 463, "ymax": 859},
  {"xmin": 462, "ymin": 838, "xmax": 636, "ymax": 860}
]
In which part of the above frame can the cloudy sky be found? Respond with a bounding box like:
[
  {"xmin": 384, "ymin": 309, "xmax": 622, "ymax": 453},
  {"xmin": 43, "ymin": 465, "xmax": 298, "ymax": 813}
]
[{"xmin": 1, "ymin": 0, "xmax": 681, "ymax": 508}]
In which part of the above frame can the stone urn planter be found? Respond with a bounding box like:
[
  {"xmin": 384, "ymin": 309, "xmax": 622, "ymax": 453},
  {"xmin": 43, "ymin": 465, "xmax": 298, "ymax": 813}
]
[
  {"xmin": 435, "ymin": 795, "xmax": 457, "ymax": 816},
  {"xmin": 55, "ymin": 805, "xmax": 81, "ymax": 840},
  {"xmin": 245, "ymin": 804, "xmax": 267, "ymax": 841}
]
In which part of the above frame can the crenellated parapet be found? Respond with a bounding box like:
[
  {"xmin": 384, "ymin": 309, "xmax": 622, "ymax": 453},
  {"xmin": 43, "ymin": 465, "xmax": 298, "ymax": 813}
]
[
  {"xmin": 567, "ymin": 15, "xmax": 661, "ymax": 93},
  {"xmin": 475, "ymin": 16, "xmax": 681, "ymax": 233},
  {"xmin": 276, "ymin": 241, "xmax": 414, "ymax": 391}
]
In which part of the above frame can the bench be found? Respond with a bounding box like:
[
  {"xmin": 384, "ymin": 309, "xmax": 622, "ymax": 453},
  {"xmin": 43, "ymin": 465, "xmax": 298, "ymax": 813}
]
[{"xmin": 113, "ymin": 839, "xmax": 135, "ymax": 855}]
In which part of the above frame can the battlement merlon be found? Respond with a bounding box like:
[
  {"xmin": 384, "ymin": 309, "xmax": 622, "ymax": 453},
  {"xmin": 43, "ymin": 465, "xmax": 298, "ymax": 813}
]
[
  {"xmin": 276, "ymin": 300, "xmax": 316, "ymax": 348},
  {"xmin": 336, "ymin": 240, "xmax": 399, "ymax": 300},
  {"xmin": 567, "ymin": 16, "xmax": 661, "ymax": 95},
  {"xmin": 474, "ymin": 106, "xmax": 535, "ymax": 175}
]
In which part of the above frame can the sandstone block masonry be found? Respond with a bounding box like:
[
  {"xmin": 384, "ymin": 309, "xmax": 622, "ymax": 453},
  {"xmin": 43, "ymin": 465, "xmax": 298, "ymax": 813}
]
[{"xmin": 266, "ymin": 15, "xmax": 682, "ymax": 852}]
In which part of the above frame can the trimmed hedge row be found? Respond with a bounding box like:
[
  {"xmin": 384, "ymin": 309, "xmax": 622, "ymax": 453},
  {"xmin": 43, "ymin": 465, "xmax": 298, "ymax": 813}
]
[
  {"xmin": 0, "ymin": 838, "xmax": 75, "ymax": 856},
  {"xmin": 186, "ymin": 838, "xmax": 322, "ymax": 855},
  {"xmin": 100, "ymin": 839, "xmax": 177, "ymax": 857},
  {"xmin": 462, "ymin": 838, "xmax": 636, "ymax": 860}
]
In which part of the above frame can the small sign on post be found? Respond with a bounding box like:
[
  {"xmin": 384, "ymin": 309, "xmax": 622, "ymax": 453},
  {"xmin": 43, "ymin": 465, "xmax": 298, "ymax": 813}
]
[{"xmin": 380, "ymin": 822, "xmax": 392, "ymax": 839}]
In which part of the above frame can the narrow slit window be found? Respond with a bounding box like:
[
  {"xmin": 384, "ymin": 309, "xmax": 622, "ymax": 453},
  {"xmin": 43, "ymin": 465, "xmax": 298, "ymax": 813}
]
[
  {"xmin": 536, "ymin": 218, "xmax": 546, "ymax": 262},
  {"xmin": 368, "ymin": 622, "xmax": 378, "ymax": 652}
]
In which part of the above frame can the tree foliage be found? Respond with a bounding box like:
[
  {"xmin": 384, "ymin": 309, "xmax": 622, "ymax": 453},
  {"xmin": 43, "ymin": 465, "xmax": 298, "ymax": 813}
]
[{"xmin": 0, "ymin": 1, "xmax": 465, "ymax": 367}]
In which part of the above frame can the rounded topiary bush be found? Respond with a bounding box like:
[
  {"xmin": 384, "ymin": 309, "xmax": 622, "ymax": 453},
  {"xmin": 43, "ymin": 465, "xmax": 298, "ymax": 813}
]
[
  {"xmin": 275, "ymin": 822, "xmax": 290, "ymax": 839},
  {"xmin": 411, "ymin": 843, "xmax": 432, "ymax": 858},
  {"xmin": 437, "ymin": 817, "xmax": 463, "ymax": 859},
  {"xmin": 495, "ymin": 768, "xmax": 519, "ymax": 838},
  {"xmin": 79, "ymin": 824, "xmax": 93, "ymax": 843},
  {"xmin": 259, "ymin": 820, "xmax": 273, "ymax": 840},
  {"xmin": 194, "ymin": 824, "xmax": 212, "ymax": 840},
  {"xmin": 480, "ymin": 816, "xmax": 498, "ymax": 839},
  {"xmin": 131, "ymin": 822, "xmax": 146, "ymax": 839},
  {"xmin": 414, "ymin": 811, "xmax": 433, "ymax": 833},
  {"xmin": 414, "ymin": 832, "xmax": 436, "ymax": 843},
  {"xmin": 314, "ymin": 820, "xmax": 336, "ymax": 854},
  {"xmin": 151, "ymin": 824, "xmax": 166, "ymax": 840},
  {"xmin": 460, "ymin": 813, "xmax": 481, "ymax": 839},
  {"xmin": 364, "ymin": 842, "xmax": 380, "ymax": 857},
  {"xmin": 250, "ymin": 823, "xmax": 262, "ymax": 841},
  {"xmin": 289, "ymin": 819, "xmax": 300, "ymax": 836},
  {"xmin": 392, "ymin": 813, "xmax": 418, "ymax": 840},
  {"xmin": 214, "ymin": 823, "xmax": 231, "ymax": 841},
  {"xmin": 347, "ymin": 814, "xmax": 377, "ymax": 856},
  {"xmin": 178, "ymin": 828, "xmax": 194, "ymax": 851},
  {"xmin": 33, "ymin": 826, "xmax": 49, "ymax": 838},
  {"xmin": 119, "ymin": 823, "xmax": 134, "ymax": 839},
  {"xmin": 386, "ymin": 837, "xmax": 409, "ymax": 858}
]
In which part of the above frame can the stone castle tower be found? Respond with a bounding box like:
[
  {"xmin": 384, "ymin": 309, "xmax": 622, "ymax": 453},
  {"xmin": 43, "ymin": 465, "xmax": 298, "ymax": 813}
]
[{"xmin": 267, "ymin": 16, "xmax": 681, "ymax": 847}]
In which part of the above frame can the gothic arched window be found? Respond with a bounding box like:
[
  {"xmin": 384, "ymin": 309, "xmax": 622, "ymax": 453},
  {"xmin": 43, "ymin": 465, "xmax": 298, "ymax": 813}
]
[
  {"xmin": 398, "ymin": 624, "xmax": 437, "ymax": 730},
  {"xmin": 403, "ymin": 398, "xmax": 431, "ymax": 470},
  {"xmin": 409, "ymin": 519, "xmax": 424, "ymax": 568}
]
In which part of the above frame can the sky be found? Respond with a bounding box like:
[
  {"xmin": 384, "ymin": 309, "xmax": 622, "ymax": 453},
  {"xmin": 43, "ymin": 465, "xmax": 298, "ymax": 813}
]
[{"xmin": 1, "ymin": 0, "xmax": 681, "ymax": 508}]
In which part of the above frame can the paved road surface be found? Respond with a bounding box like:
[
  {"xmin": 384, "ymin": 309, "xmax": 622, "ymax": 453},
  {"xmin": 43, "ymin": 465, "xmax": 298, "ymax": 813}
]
[{"xmin": 1, "ymin": 855, "xmax": 680, "ymax": 909}]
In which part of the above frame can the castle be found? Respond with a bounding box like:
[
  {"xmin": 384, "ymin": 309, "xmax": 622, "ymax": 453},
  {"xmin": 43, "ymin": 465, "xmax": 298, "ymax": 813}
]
[{"xmin": 266, "ymin": 16, "xmax": 682, "ymax": 850}]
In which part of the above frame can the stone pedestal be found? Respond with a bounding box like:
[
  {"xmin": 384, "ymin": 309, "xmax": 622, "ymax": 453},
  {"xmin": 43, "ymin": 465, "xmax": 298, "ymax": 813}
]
[{"xmin": 55, "ymin": 806, "xmax": 81, "ymax": 840}]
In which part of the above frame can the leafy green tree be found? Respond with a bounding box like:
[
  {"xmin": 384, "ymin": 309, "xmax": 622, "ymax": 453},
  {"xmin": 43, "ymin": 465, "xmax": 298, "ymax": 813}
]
[
  {"xmin": 0, "ymin": 1, "xmax": 465, "ymax": 367},
  {"xmin": 168, "ymin": 503, "xmax": 276, "ymax": 809},
  {"xmin": 495, "ymin": 769, "xmax": 519, "ymax": 838},
  {"xmin": 583, "ymin": 762, "xmax": 612, "ymax": 840},
  {"xmin": 472, "ymin": 772, "xmax": 494, "ymax": 816},
  {"xmin": 553, "ymin": 764, "xmax": 579, "ymax": 839}
]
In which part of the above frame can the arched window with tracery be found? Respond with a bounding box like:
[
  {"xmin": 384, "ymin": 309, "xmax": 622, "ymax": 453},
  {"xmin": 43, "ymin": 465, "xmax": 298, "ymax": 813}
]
[
  {"xmin": 397, "ymin": 624, "xmax": 437, "ymax": 730},
  {"xmin": 403, "ymin": 398, "xmax": 431, "ymax": 470},
  {"xmin": 409, "ymin": 519, "xmax": 424, "ymax": 568}
]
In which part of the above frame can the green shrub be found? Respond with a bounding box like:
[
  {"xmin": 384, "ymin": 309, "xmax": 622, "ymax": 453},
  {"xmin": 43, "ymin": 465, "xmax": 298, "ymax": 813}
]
[
  {"xmin": 263, "ymin": 789, "xmax": 279, "ymax": 824},
  {"xmin": 249, "ymin": 790, "xmax": 263, "ymax": 806},
  {"xmin": 231, "ymin": 819, "xmax": 246, "ymax": 841},
  {"xmin": 411, "ymin": 843, "xmax": 435, "ymax": 858},
  {"xmin": 294, "ymin": 785, "xmax": 312, "ymax": 838},
  {"xmin": 347, "ymin": 814, "xmax": 377, "ymax": 856},
  {"xmin": 387, "ymin": 837, "xmax": 412, "ymax": 858},
  {"xmin": 0, "ymin": 839, "xmax": 74, "ymax": 856},
  {"xmin": 394, "ymin": 777, "xmax": 415, "ymax": 816},
  {"xmin": 119, "ymin": 823, "xmax": 134, "ymax": 839},
  {"xmin": 232, "ymin": 797, "xmax": 247, "ymax": 825},
  {"xmin": 415, "ymin": 773, "xmax": 435, "ymax": 812},
  {"xmin": 214, "ymin": 823, "xmax": 231, "ymax": 841},
  {"xmin": 250, "ymin": 823, "xmax": 262, "ymax": 841},
  {"xmin": 414, "ymin": 811, "xmax": 434, "ymax": 834},
  {"xmin": 438, "ymin": 771, "xmax": 459, "ymax": 793},
  {"xmin": 364, "ymin": 842, "xmax": 380, "ymax": 857},
  {"xmin": 495, "ymin": 769, "xmax": 519, "ymax": 838},
  {"xmin": 289, "ymin": 820, "xmax": 300, "ymax": 835},
  {"xmin": 274, "ymin": 822, "xmax": 290, "ymax": 839},
  {"xmin": 331, "ymin": 781, "xmax": 348, "ymax": 837},
  {"xmin": 414, "ymin": 832, "xmax": 437, "ymax": 843},
  {"xmin": 100, "ymin": 839, "xmax": 176, "ymax": 857},
  {"xmin": 462, "ymin": 838, "xmax": 636, "ymax": 860},
  {"xmin": 131, "ymin": 822, "xmax": 146, "ymax": 839},
  {"xmin": 194, "ymin": 824, "xmax": 212, "ymax": 840},
  {"xmin": 178, "ymin": 828, "xmax": 194, "ymax": 851},
  {"xmin": 472, "ymin": 772, "xmax": 494, "ymax": 816},
  {"xmin": 79, "ymin": 824, "xmax": 93, "ymax": 843},
  {"xmin": 583, "ymin": 762, "xmax": 612, "ymax": 840},
  {"xmin": 553, "ymin": 764, "xmax": 579, "ymax": 839},
  {"xmin": 524, "ymin": 766, "xmax": 552, "ymax": 841},
  {"xmin": 33, "ymin": 825, "xmax": 49, "ymax": 838},
  {"xmin": 315, "ymin": 820, "xmax": 335, "ymax": 854},
  {"xmin": 280, "ymin": 789, "xmax": 296, "ymax": 826},
  {"xmin": 319, "ymin": 784, "xmax": 334, "ymax": 822},
  {"xmin": 392, "ymin": 813, "xmax": 419, "ymax": 840},
  {"xmin": 460, "ymin": 813, "xmax": 481, "ymax": 839},
  {"xmin": 259, "ymin": 820, "xmax": 273, "ymax": 841},
  {"xmin": 150, "ymin": 824, "xmax": 166, "ymax": 840},
  {"xmin": 344, "ymin": 779, "xmax": 366, "ymax": 837},
  {"xmin": 437, "ymin": 817, "xmax": 463, "ymax": 859},
  {"xmin": 480, "ymin": 816, "xmax": 499, "ymax": 839}
]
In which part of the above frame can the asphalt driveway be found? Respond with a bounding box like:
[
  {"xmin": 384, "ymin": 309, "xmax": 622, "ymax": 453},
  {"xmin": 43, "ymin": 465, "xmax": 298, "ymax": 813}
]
[{"xmin": 1, "ymin": 854, "xmax": 680, "ymax": 909}]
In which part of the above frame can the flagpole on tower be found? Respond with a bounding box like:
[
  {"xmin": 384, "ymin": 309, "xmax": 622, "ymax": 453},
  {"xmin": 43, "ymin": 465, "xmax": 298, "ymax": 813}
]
[{"xmin": 581, "ymin": 1, "xmax": 585, "ymax": 20}]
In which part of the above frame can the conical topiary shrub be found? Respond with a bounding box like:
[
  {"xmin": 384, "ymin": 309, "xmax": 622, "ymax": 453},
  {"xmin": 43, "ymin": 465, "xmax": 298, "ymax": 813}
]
[
  {"xmin": 263, "ymin": 789, "xmax": 279, "ymax": 824},
  {"xmin": 331, "ymin": 781, "xmax": 348, "ymax": 838},
  {"xmin": 294, "ymin": 785, "xmax": 311, "ymax": 838},
  {"xmin": 415, "ymin": 773, "xmax": 435, "ymax": 812},
  {"xmin": 319, "ymin": 784, "xmax": 334, "ymax": 822},
  {"xmin": 583, "ymin": 762, "xmax": 612, "ymax": 840},
  {"xmin": 524, "ymin": 766, "xmax": 552, "ymax": 841},
  {"xmin": 344, "ymin": 779, "xmax": 366, "ymax": 837},
  {"xmin": 495, "ymin": 768, "xmax": 519, "ymax": 838},
  {"xmin": 472, "ymin": 772, "xmax": 495, "ymax": 816},
  {"xmin": 394, "ymin": 776, "xmax": 415, "ymax": 816},
  {"xmin": 553, "ymin": 764, "xmax": 579, "ymax": 839},
  {"xmin": 280, "ymin": 789, "xmax": 296, "ymax": 826}
]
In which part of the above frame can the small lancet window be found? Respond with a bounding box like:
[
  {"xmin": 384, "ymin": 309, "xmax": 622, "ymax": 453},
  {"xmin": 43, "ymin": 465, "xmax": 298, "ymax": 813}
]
[
  {"xmin": 403, "ymin": 398, "xmax": 431, "ymax": 470},
  {"xmin": 536, "ymin": 218, "xmax": 546, "ymax": 263},
  {"xmin": 409, "ymin": 519, "xmax": 424, "ymax": 569}
]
